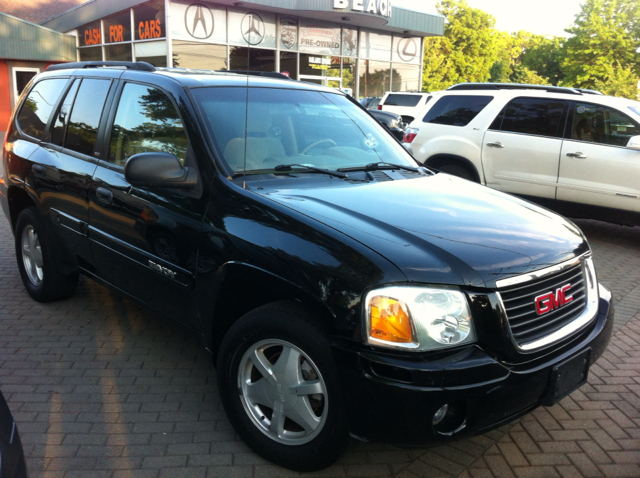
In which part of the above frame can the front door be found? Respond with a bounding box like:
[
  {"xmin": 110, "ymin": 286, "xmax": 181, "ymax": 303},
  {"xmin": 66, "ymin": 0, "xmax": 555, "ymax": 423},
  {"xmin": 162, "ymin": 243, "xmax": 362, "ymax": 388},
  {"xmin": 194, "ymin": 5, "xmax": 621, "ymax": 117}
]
[
  {"xmin": 558, "ymin": 101, "xmax": 640, "ymax": 213},
  {"xmin": 89, "ymin": 81, "xmax": 207, "ymax": 330}
]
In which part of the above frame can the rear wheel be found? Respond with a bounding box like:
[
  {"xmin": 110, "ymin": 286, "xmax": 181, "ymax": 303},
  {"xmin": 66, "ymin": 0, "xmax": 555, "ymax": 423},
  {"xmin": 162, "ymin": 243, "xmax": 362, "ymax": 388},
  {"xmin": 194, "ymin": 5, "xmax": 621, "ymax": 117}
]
[
  {"xmin": 15, "ymin": 208, "xmax": 78, "ymax": 302},
  {"xmin": 437, "ymin": 163, "xmax": 477, "ymax": 182},
  {"xmin": 217, "ymin": 301, "xmax": 349, "ymax": 471}
]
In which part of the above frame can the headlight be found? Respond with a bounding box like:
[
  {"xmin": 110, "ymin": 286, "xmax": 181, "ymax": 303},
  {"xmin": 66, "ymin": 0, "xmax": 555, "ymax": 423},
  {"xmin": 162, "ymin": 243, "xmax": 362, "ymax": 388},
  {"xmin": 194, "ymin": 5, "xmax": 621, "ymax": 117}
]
[{"xmin": 364, "ymin": 286, "xmax": 476, "ymax": 351}]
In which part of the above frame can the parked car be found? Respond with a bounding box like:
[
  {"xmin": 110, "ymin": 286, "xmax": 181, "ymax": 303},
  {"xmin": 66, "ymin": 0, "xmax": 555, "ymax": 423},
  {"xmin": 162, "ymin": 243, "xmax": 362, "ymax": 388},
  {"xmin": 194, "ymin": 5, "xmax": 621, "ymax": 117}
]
[
  {"xmin": 404, "ymin": 83, "xmax": 640, "ymax": 226},
  {"xmin": 1, "ymin": 63, "xmax": 613, "ymax": 472},
  {"xmin": 0, "ymin": 390, "xmax": 28, "ymax": 478},
  {"xmin": 359, "ymin": 96, "xmax": 381, "ymax": 110},
  {"xmin": 368, "ymin": 109, "xmax": 406, "ymax": 141},
  {"xmin": 378, "ymin": 91, "xmax": 432, "ymax": 124}
]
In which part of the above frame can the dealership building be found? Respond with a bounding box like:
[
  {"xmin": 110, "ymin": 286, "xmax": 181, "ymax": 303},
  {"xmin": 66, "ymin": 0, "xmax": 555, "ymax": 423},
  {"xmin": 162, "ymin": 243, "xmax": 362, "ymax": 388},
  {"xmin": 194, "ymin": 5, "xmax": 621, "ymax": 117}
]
[{"xmin": 37, "ymin": 0, "xmax": 443, "ymax": 98}]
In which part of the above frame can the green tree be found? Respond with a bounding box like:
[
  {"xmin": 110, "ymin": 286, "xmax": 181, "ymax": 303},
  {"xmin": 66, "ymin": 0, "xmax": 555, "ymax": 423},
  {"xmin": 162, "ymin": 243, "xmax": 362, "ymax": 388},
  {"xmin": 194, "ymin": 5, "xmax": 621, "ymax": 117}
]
[
  {"xmin": 562, "ymin": 0, "xmax": 640, "ymax": 98},
  {"xmin": 521, "ymin": 35, "xmax": 566, "ymax": 85},
  {"xmin": 422, "ymin": 0, "xmax": 500, "ymax": 91}
]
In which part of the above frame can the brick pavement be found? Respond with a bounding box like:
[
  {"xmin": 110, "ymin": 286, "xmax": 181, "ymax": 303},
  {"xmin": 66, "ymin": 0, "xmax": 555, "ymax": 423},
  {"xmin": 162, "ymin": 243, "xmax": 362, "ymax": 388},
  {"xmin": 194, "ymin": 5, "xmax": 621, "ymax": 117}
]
[{"xmin": 1, "ymin": 204, "xmax": 640, "ymax": 477}]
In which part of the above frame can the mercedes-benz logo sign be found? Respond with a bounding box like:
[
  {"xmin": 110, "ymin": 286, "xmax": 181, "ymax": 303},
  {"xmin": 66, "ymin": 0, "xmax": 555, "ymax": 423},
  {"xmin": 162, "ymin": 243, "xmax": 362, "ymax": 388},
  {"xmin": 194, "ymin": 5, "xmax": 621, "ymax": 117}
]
[
  {"xmin": 185, "ymin": 4, "xmax": 214, "ymax": 40},
  {"xmin": 397, "ymin": 38, "xmax": 417, "ymax": 62},
  {"xmin": 241, "ymin": 12, "xmax": 265, "ymax": 45}
]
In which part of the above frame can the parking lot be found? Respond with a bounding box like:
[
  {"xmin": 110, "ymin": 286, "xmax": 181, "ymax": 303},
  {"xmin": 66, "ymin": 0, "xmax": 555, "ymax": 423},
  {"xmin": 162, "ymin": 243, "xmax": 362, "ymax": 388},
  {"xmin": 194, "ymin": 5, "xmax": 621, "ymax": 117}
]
[{"xmin": 1, "ymin": 201, "xmax": 640, "ymax": 477}]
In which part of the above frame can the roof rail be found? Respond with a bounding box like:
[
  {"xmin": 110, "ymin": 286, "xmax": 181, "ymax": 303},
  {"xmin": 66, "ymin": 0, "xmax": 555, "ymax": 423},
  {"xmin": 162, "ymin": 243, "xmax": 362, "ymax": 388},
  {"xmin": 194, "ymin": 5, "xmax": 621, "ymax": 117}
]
[
  {"xmin": 574, "ymin": 88, "xmax": 604, "ymax": 96},
  {"xmin": 47, "ymin": 61, "xmax": 156, "ymax": 72},
  {"xmin": 447, "ymin": 82, "xmax": 594, "ymax": 96},
  {"xmin": 217, "ymin": 70, "xmax": 292, "ymax": 80}
]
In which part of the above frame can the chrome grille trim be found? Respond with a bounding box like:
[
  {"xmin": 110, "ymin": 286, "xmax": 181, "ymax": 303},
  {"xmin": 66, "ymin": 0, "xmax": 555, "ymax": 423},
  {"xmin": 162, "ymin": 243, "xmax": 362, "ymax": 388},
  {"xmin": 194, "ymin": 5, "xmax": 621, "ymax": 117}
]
[{"xmin": 497, "ymin": 254, "xmax": 599, "ymax": 352}]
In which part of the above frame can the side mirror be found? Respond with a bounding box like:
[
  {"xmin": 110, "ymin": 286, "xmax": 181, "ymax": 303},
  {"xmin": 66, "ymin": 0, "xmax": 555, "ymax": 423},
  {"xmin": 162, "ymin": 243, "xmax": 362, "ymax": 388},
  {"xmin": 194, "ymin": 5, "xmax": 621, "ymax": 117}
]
[
  {"xmin": 124, "ymin": 152, "xmax": 198, "ymax": 189},
  {"xmin": 627, "ymin": 135, "xmax": 640, "ymax": 151}
]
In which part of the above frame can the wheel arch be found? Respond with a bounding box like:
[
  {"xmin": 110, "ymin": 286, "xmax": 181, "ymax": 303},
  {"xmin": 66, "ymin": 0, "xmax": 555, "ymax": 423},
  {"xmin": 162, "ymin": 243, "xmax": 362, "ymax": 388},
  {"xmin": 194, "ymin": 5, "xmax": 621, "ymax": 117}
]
[
  {"xmin": 424, "ymin": 154, "xmax": 482, "ymax": 183},
  {"xmin": 6, "ymin": 185, "xmax": 36, "ymax": 232},
  {"xmin": 205, "ymin": 263, "xmax": 339, "ymax": 364}
]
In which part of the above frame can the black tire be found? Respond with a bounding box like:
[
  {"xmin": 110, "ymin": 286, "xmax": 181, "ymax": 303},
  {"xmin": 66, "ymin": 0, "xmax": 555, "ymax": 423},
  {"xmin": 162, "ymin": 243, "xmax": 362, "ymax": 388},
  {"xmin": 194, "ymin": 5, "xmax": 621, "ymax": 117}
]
[
  {"xmin": 437, "ymin": 163, "xmax": 477, "ymax": 182},
  {"xmin": 14, "ymin": 207, "xmax": 78, "ymax": 302},
  {"xmin": 217, "ymin": 301, "xmax": 350, "ymax": 472}
]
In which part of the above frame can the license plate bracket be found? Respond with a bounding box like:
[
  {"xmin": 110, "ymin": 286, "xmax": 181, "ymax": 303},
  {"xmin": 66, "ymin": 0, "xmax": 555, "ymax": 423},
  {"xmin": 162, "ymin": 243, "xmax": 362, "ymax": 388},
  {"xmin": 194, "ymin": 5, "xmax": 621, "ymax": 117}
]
[{"xmin": 542, "ymin": 348, "xmax": 591, "ymax": 406}]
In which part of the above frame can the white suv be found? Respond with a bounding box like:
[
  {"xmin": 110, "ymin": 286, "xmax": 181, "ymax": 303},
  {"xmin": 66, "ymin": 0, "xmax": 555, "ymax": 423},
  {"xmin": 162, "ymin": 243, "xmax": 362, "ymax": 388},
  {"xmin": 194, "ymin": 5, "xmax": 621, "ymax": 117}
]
[
  {"xmin": 378, "ymin": 91, "xmax": 433, "ymax": 124},
  {"xmin": 404, "ymin": 83, "xmax": 640, "ymax": 226}
]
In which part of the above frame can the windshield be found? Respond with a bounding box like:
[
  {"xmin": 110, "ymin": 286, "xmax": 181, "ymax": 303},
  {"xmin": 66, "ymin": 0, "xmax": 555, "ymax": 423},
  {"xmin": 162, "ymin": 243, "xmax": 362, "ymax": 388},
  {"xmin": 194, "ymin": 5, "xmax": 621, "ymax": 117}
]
[{"xmin": 191, "ymin": 86, "xmax": 416, "ymax": 174}]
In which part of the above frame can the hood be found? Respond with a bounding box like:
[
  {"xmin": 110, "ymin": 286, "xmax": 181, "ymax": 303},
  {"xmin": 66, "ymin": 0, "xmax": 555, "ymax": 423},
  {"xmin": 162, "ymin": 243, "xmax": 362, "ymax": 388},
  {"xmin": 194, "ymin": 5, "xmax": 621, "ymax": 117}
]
[{"xmin": 253, "ymin": 173, "xmax": 588, "ymax": 289}]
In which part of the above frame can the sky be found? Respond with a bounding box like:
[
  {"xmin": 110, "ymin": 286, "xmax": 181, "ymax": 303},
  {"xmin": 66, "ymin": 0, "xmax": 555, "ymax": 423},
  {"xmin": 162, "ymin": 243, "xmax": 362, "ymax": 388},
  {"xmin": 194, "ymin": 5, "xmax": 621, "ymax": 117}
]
[{"xmin": 394, "ymin": 0, "xmax": 585, "ymax": 38}]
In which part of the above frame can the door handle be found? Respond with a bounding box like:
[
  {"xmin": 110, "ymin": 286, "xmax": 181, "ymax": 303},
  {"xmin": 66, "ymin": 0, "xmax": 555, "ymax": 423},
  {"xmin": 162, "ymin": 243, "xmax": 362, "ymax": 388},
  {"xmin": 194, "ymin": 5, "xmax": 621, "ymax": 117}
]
[
  {"xmin": 31, "ymin": 164, "xmax": 46, "ymax": 177},
  {"xmin": 95, "ymin": 187, "xmax": 113, "ymax": 205},
  {"xmin": 486, "ymin": 142, "xmax": 504, "ymax": 148},
  {"xmin": 566, "ymin": 152, "xmax": 587, "ymax": 159}
]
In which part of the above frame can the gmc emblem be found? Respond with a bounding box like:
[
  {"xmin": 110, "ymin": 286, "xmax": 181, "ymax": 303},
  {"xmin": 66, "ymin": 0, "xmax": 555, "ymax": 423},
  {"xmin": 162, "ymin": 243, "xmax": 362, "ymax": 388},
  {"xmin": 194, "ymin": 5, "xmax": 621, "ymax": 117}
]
[{"xmin": 535, "ymin": 284, "xmax": 573, "ymax": 315}]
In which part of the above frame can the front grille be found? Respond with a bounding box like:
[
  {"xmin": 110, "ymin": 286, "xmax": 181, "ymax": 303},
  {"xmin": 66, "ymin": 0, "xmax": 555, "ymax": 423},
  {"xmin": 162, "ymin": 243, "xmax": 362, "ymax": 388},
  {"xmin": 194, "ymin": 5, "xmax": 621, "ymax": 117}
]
[{"xmin": 499, "ymin": 263, "xmax": 587, "ymax": 347}]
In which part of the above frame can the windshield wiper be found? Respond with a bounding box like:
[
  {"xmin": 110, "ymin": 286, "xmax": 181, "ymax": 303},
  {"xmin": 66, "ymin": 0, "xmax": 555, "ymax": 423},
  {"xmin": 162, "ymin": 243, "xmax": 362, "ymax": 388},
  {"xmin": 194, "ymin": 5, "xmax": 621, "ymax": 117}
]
[
  {"xmin": 274, "ymin": 163, "xmax": 348, "ymax": 179},
  {"xmin": 365, "ymin": 161, "xmax": 421, "ymax": 172}
]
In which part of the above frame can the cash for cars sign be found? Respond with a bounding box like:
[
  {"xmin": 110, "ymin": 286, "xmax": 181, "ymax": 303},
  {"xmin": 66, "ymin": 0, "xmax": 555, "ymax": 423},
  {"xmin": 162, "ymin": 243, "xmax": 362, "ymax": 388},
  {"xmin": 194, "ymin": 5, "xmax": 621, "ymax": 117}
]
[{"xmin": 333, "ymin": 0, "xmax": 392, "ymax": 18}]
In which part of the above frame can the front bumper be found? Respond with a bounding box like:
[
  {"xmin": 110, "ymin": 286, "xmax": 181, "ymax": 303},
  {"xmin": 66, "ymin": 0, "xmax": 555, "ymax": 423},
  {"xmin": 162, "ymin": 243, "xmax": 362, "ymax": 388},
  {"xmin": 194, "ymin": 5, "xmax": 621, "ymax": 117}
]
[{"xmin": 333, "ymin": 284, "xmax": 613, "ymax": 444}]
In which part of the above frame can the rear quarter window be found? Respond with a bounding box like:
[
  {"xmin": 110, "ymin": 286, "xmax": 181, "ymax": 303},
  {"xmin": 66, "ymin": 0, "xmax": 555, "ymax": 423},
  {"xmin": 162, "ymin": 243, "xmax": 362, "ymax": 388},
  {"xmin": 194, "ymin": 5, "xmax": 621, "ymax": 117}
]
[
  {"xmin": 384, "ymin": 94, "xmax": 422, "ymax": 107},
  {"xmin": 423, "ymin": 95, "xmax": 493, "ymax": 126},
  {"xmin": 17, "ymin": 78, "xmax": 68, "ymax": 140}
]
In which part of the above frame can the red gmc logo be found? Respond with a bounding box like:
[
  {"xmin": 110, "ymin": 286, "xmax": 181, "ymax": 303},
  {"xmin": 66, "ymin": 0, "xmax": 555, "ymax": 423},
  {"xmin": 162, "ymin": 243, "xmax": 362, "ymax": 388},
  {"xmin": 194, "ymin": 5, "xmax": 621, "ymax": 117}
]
[{"xmin": 535, "ymin": 284, "xmax": 573, "ymax": 315}]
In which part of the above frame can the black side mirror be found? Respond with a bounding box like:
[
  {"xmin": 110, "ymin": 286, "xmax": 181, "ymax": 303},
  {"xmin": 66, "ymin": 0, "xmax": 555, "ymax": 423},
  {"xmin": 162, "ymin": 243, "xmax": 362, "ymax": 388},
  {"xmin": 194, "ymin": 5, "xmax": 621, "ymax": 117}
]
[{"xmin": 124, "ymin": 152, "xmax": 198, "ymax": 189}]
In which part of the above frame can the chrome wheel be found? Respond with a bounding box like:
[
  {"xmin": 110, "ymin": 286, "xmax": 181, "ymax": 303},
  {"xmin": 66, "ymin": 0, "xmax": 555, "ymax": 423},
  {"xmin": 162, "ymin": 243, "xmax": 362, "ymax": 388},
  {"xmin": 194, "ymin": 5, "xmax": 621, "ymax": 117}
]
[
  {"xmin": 21, "ymin": 224, "xmax": 43, "ymax": 286},
  {"xmin": 238, "ymin": 339, "xmax": 328, "ymax": 445}
]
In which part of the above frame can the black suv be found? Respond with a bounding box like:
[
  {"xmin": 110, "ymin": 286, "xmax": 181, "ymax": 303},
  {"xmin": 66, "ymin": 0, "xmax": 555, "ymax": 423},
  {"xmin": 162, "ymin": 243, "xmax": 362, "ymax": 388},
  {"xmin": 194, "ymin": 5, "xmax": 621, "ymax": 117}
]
[{"xmin": 1, "ymin": 62, "xmax": 613, "ymax": 471}]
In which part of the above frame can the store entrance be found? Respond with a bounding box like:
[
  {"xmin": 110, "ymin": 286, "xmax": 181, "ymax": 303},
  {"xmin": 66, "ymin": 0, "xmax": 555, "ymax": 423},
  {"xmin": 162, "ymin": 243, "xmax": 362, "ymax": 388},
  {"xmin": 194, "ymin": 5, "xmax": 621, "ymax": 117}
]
[{"xmin": 299, "ymin": 75, "xmax": 341, "ymax": 90}]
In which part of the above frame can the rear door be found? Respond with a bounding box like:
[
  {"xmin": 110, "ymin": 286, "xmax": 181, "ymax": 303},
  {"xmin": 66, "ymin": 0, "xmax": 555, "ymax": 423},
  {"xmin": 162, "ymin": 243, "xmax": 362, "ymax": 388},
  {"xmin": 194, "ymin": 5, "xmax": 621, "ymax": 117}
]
[
  {"xmin": 558, "ymin": 101, "xmax": 640, "ymax": 212},
  {"xmin": 482, "ymin": 97, "xmax": 568, "ymax": 199},
  {"xmin": 88, "ymin": 80, "xmax": 206, "ymax": 329}
]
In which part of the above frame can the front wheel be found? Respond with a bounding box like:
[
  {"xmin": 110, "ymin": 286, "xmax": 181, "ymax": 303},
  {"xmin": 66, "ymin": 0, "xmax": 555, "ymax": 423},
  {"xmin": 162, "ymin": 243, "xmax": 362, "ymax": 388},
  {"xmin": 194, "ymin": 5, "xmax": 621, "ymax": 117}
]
[
  {"xmin": 14, "ymin": 208, "xmax": 78, "ymax": 302},
  {"xmin": 217, "ymin": 301, "xmax": 349, "ymax": 471}
]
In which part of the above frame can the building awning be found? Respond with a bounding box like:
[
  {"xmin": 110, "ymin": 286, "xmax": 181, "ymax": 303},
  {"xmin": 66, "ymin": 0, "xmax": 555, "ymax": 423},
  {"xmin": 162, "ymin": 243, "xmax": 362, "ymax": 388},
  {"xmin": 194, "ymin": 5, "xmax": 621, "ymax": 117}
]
[
  {"xmin": 42, "ymin": 0, "xmax": 444, "ymax": 38},
  {"xmin": 0, "ymin": 12, "xmax": 76, "ymax": 62}
]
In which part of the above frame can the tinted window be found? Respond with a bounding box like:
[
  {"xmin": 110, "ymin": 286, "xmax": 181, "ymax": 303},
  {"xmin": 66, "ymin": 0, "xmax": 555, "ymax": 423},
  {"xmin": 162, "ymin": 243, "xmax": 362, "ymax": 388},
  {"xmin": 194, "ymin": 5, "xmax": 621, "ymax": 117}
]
[
  {"xmin": 384, "ymin": 94, "xmax": 421, "ymax": 107},
  {"xmin": 572, "ymin": 102, "xmax": 640, "ymax": 147},
  {"xmin": 51, "ymin": 80, "xmax": 80, "ymax": 147},
  {"xmin": 493, "ymin": 97, "xmax": 566, "ymax": 138},
  {"xmin": 17, "ymin": 78, "xmax": 67, "ymax": 140},
  {"xmin": 65, "ymin": 79, "xmax": 111, "ymax": 156},
  {"xmin": 109, "ymin": 83, "xmax": 189, "ymax": 166},
  {"xmin": 423, "ymin": 95, "xmax": 493, "ymax": 126}
]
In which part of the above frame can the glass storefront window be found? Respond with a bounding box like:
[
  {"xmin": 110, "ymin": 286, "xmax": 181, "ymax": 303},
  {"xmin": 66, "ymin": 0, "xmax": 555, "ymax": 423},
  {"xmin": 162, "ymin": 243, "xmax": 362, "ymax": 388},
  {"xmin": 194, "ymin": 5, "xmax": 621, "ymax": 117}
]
[
  {"xmin": 360, "ymin": 30, "xmax": 391, "ymax": 61},
  {"xmin": 392, "ymin": 63, "xmax": 421, "ymax": 92},
  {"xmin": 230, "ymin": 47, "xmax": 275, "ymax": 71},
  {"xmin": 105, "ymin": 43, "xmax": 132, "ymax": 61},
  {"xmin": 358, "ymin": 59, "xmax": 391, "ymax": 98},
  {"xmin": 342, "ymin": 27, "xmax": 358, "ymax": 57},
  {"xmin": 173, "ymin": 41, "xmax": 227, "ymax": 70},
  {"xmin": 135, "ymin": 40, "xmax": 167, "ymax": 67},
  {"xmin": 279, "ymin": 52, "xmax": 297, "ymax": 79},
  {"xmin": 300, "ymin": 54, "xmax": 332, "ymax": 77},
  {"xmin": 342, "ymin": 57, "xmax": 356, "ymax": 95},
  {"xmin": 78, "ymin": 47, "xmax": 102, "ymax": 61},
  {"xmin": 78, "ymin": 20, "xmax": 102, "ymax": 47},
  {"xmin": 134, "ymin": 0, "xmax": 165, "ymax": 41},
  {"xmin": 103, "ymin": 10, "xmax": 131, "ymax": 44},
  {"xmin": 228, "ymin": 9, "xmax": 276, "ymax": 48}
]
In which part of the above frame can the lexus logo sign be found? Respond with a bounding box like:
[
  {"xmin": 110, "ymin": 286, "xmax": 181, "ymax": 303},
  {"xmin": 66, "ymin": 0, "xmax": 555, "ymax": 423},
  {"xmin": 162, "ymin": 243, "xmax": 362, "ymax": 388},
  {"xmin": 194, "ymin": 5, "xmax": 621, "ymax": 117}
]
[
  {"xmin": 185, "ymin": 4, "xmax": 214, "ymax": 40},
  {"xmin": 397, "ymin": 38, "xmax": 417, "ymax": 62}
]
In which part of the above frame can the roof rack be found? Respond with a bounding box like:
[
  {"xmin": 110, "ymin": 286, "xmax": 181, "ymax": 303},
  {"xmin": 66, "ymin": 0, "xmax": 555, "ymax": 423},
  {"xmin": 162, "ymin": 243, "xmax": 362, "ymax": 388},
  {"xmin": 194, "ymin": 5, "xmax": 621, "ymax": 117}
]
[
  {"xmin": 446, "ymin": 83, "xmax": 602, "ymax": 96},
  {"xmin": 47, "ymin": 61, "xmax": 156, "ymax": 72},
  {"xmin": 574, "ymin": 88, "xmax": 604, "ymax": 96},
  {"xmin": 217, "ymin": 70, "xmax": 292, "ymax": 80}
]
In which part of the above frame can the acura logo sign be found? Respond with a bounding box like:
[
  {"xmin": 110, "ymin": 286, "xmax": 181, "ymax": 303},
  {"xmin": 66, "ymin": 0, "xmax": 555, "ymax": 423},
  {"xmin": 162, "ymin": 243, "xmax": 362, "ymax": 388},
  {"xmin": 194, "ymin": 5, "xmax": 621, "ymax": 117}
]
[{"xmin": 184, "ymin": 4, "xmax": 214, "ymax": 40}]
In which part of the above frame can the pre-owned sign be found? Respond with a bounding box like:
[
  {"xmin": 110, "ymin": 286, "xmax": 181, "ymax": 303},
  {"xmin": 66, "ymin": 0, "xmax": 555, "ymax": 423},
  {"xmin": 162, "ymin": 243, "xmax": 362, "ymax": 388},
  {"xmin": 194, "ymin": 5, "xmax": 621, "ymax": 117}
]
[{"xmin": 333, "ymin": 0, "xmax": 392, "ymax": 18}]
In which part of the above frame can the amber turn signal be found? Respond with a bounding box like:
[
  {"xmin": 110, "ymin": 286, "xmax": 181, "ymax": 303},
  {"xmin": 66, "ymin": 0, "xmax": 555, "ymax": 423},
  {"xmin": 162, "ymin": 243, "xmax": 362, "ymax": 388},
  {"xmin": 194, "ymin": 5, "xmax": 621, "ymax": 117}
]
[{"xmin": 369, "ymin": 296, "xmax": 414, "ymax": 343}]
